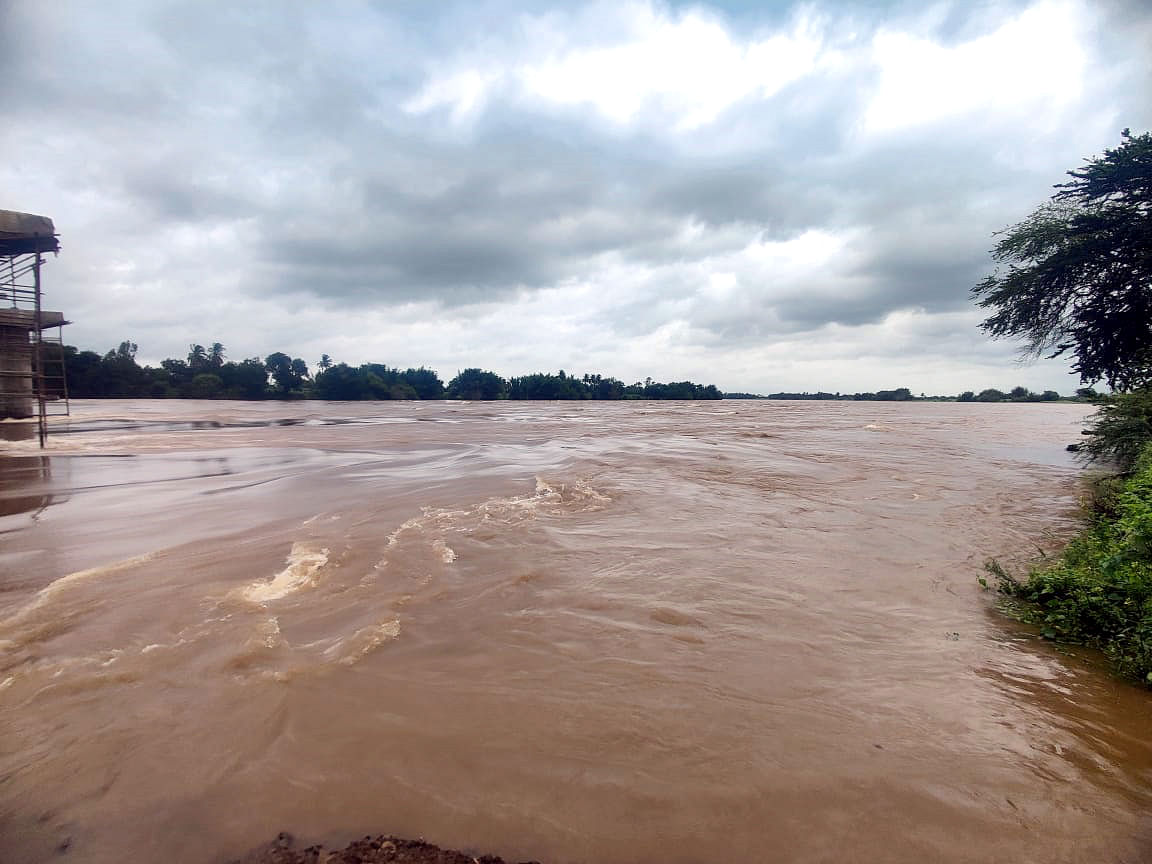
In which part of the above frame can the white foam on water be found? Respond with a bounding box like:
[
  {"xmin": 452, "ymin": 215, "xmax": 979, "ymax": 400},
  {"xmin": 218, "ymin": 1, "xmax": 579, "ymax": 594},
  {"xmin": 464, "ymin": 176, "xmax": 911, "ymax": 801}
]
[
  {"xmin": 433, "ymin": 539, "xmax": 457, "ymax": 563},
  {"xmin": 386, "ymin": 515, "xmax": 426, "ymax": 548},
  {"xmin": 241, "ymin": 543, "xmax": 329, "ymax": 603},
  {"xmin": 257, "ymin": 616, "xmax": 283, "ymax": 648},
  {"xmin": 0, "ymin": 552, "xmax": 158, "ymax": 643},
  {"xmin": 326, "ymin": 618, "xmax": 402, "ymax": 666},
  {"xmin": 140, "ymin": 637, "xmax": 190, "ymax": 655}
]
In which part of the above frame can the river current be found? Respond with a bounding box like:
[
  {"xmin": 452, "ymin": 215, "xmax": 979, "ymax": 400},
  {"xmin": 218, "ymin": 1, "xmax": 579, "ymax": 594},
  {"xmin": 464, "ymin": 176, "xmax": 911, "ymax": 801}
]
[{"xmin": 1, "ymin": 399, "xmax": 1150, "ymax": 863}]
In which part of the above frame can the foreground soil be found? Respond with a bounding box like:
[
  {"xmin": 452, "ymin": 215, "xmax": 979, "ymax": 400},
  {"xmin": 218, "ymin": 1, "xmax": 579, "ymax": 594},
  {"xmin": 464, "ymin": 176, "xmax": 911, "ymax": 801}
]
[{"xmin": 230, "ymin": 833, "xmax": 541, "ymax": 864}]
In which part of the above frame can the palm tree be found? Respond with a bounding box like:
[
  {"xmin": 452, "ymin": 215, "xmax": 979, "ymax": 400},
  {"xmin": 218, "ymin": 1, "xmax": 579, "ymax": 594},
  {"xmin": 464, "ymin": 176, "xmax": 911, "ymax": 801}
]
[
  {"xmin": 318, "ymin": 353, "xmax": 333, "ymax": 372},
  {"xmin": 209, "ymin": 342, "xmax": 226, "ymax": 369},
  {"xmin": 187, "ymin": 344, "xmax": 207, "ymax": 371}
]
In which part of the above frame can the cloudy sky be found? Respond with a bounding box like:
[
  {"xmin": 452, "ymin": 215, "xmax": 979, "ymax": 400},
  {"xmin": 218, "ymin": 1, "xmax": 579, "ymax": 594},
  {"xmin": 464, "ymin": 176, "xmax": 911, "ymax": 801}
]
[{"xmin": 2, "ymin": 0, "xmax": 1149, "ymax": 394}]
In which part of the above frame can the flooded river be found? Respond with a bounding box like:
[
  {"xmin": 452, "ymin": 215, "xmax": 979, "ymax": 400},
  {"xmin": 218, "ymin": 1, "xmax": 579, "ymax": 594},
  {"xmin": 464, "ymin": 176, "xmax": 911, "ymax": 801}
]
[{"xmin": 1, "ymin": 400, "xmax": 1150, "ymax": 863}]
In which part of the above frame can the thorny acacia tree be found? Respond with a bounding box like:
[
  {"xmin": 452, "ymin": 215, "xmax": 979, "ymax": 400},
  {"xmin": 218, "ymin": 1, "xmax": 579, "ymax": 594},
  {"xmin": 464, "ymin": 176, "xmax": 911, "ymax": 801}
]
[{"xmin": 972, "ymin": 130, "xmax": 1152, "ymax": 391}]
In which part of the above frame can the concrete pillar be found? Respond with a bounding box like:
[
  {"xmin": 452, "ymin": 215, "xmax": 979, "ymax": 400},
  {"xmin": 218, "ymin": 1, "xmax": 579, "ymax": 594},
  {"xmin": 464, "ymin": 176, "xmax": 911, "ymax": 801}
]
[
  {"xmin": 0, "ymin": 310, "xmax": 64, "ymax": 420},
  {"xmin": 0, "ymin": 323, "xmax": 34, "ymax": 419}
]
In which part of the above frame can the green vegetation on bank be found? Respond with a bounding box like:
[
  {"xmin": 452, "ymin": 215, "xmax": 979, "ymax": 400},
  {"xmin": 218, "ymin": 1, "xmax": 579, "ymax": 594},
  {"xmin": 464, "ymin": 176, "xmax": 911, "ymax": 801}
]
[
  {"xmin": 974, "ymin": 129, "xmax": 1152, "ymax": 685},
  {"xmin": 992, "ymin": 440, "xmax": 1152, "ymax": 683},
  {"xmin": 56, "ymin": 342, "xmax": 722, "ymax": 401}
]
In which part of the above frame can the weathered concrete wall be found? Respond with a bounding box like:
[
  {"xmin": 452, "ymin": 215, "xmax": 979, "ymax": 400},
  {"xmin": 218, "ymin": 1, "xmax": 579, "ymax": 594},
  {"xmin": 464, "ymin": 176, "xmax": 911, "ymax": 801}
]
[
  {"xmin": 0, "ymin": 311, "xmax": 65, "ymax": 420},
  {"xmin": 0, "ymin": 325, "xmax": 34, "ymax": 419}
]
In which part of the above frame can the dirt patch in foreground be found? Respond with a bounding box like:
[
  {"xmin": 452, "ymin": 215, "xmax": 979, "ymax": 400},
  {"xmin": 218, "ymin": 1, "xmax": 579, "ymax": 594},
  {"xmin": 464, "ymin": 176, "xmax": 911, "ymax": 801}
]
[{"xmin": 230, "ymin": 833, "xmax": 542, "ymax": 864}]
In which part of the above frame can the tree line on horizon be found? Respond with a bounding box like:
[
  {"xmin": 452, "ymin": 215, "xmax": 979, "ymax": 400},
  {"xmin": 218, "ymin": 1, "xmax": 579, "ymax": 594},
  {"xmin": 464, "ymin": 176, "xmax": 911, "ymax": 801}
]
[
  {"xmin": 57, "ymin": 342, "xmax": 1081, "ymax": 404},
  {"xmin": 56, "ymin": 342, "xmax": 722, "ymax": 401},
  {"xmin": 759, "ymin": 385, "xmax": 1086, "ymax": 402}
]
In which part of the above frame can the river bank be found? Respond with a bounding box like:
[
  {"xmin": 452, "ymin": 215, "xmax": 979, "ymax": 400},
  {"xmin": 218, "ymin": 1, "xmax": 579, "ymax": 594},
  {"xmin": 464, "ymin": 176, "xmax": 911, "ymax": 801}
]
[{"xmin": 995, "ymin": 439, "xmax": 1152, "ymax": 684}]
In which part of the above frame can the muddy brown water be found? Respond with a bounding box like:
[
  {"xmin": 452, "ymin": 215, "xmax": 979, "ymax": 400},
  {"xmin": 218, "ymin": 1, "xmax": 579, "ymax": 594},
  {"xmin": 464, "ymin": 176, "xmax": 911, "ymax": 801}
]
[{"xmin": 1, "ymin": 400, "xmax": 1150, "ymax": 864}]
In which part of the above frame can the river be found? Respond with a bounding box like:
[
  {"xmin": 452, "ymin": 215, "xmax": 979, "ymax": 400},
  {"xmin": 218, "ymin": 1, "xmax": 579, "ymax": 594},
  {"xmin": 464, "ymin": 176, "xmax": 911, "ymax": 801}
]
[{"xmin": 1, "ymin": 399, "xmax": 1150, "ymax": 863}]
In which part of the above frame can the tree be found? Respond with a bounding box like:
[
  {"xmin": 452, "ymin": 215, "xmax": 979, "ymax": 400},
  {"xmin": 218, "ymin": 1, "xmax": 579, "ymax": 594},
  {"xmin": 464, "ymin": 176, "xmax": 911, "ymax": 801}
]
[
  {"xmin": 446, "ymin": 368, "xmax": 507, "ymax": 400},
  {"xmin": 96, "ymin": 341, "xmax": 148, "ymax": 397},
  {"xmin": 318, "ymin": 353, "xmax": 333, "ymax": 373},
  {"xmin": 208, "ymin": 342, "xmax": 226, "ymax": 369},
  {"xmin": 314, "ymin": 363, "xmax": 365, "ymax": 400},
  {"xmin": 218, "ymin": 358, "xmax": 269, "ymax": 399},
  {"xmin": 1078, "ymin": 388, "xmax": 1152, "ymax": 471},
  {"xmin": 402, "ymin": 367, "xmax": 444, "ymax": 399},
  {"xmin": 111, "ymin": 340, "xmax": 137, "ymax": 361},
  {"xmin": 188, "ymin": 344, "xmax": 208, "ymax": 371},
  {"xmin": 972, "ymin": 130, "xmax": 1152, "ymax": 391},
  {"xmin": 265, "ymin": 352, "xmax": 308, "ymax": 395},
  {"xmin": 161, "ymin": 358, "xmax": 191, "ymax": 386},
  {"xmin": 187, "ymin": 373, "xmax": 224, "ymax": 399}
]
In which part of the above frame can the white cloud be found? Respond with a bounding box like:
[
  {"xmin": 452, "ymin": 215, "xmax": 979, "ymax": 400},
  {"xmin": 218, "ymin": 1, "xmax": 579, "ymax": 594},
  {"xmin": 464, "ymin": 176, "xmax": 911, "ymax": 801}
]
[
  {"xmin": 404, "ymin": 1, "xmax": 828, "ymax": 131},
  {"xmin": 517, "ymin": 5, "xmax": 824, "ymax": 129},
  {"xmin": 864, "ymin": 0, "xmax": 1086, "ymax": 134},
  {"xmin": 402, "ymin": 68, "xmax": 502, "ymax": 122}
]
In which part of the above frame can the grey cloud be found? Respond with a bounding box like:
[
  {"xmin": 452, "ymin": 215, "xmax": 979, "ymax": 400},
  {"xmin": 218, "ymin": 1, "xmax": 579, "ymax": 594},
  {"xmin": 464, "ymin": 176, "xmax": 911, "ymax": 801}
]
[{"xmin": 2, "ymin": 0, "xmax": 1149, "ymax": 390}]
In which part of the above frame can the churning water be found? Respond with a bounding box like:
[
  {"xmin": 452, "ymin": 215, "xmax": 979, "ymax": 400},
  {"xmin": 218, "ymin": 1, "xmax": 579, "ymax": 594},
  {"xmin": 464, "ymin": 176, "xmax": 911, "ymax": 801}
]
[{"xmin": 1, "ymin": 400, "xmax": 1150, "ymax": 863}]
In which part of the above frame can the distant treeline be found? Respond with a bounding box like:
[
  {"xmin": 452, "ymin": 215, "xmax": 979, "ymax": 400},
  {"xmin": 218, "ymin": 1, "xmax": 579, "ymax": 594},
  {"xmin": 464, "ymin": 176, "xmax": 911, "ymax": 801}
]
[
  {"xmin": 56, "ymin": 342, "xmax": 722, "ymax": 401},
  {"xmin": 758, "ymin": 386, "xmax": 1089, "ymax": 402}
]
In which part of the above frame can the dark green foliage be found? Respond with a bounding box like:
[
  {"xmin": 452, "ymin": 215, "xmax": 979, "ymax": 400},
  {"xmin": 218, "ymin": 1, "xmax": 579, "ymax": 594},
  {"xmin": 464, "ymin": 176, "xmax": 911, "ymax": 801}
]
[
  {"xmin": 60, "ymin": 342, "xmax": 722, "ymax": 402},
  {"xmin": 61, "ymin": 347, "xmax": 108, "ymax": 397},
  {"xmin": 401, "ymin": 367, "xmax": 445, "ymax": 400},
  {"xmin": 446, "ymin": 368, "xmax": 508, "ymax": 400},
  {"xmin": 761, "ymin": 387, "xmax": 1065, "ymax": 402},
  {"xmin": 503, "ymin": 372, "xmax": 721, "ymax": 401},
  {"xmin": 312, "ymin": 364, "xmax": 364, "ymax": 400},
  {"xmin": 264, "ymin": 352, "xmax": 310, "ymax": 395},
  {"xmin": 766, "ymin": 391, "xmax": 838, "ymax": 400},
  {"xmin": 628, "ymin": 380, "xmax": 721, "ymax": 400},
  {"xmin": 218, "ymin": 358, "xmax": 269, "ymax": 399},
  {"xmin": 94, "ymin": 341, "xmax": 150, "ymax": 396},
  {"xmin": 64, "ymin": 342, "xmax": 268, "ymax": 399},
  {"xmin": 994, "ymin": 442, "xmax": 1152, "ymax": 684},
  {"xmin": 187, "ymin": 373, "xmax": 224, "ymax": 399},
  {"xmin": 870, "ymin": 387, "xmax": 913, "ymax": 401},
  {"xmin": 187, "ymin": 344, "xmax": 208, "ymax": 371},
  {"xmin": 973, "ymin": 130, "xmax": 1152, "ymax": 391},
  {"xmin": 767, "ymin": 388, "xmax": 912, "ymax": 400},
  {"xmin": 311, "ymin": 364, "xmax": 441, "ymax": 401},
  {"xmin": 1078, "ymin": 387, "xmax": 1152, "ymax": 472}
]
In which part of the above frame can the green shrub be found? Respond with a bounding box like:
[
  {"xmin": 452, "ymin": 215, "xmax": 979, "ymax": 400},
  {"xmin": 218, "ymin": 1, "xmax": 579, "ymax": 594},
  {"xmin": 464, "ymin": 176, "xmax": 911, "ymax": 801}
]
[
  {"xmin": 995, "ymin": 441, "xmax": 1152, "ymax": 684},
  {"xmin": 1078, "ymin": 387, "xmax": 1152, "ymax": 473}
]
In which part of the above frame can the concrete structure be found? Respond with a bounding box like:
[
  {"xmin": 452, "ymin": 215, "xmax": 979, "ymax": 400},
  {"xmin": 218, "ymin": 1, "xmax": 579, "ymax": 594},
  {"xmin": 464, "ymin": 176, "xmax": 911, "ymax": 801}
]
[
  {"xmin": 0, "ymin": 309, "xmax": 65, "ymax": 418},
  {"xmin": 0, "ymin": 209, "xmax": 66, "ymax": 445}
]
